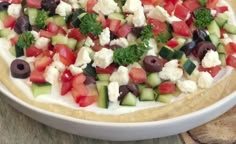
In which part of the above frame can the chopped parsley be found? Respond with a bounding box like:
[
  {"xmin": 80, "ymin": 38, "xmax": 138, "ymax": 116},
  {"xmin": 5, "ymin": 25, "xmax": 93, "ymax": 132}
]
[
  {"xmin": 79, "ymin": 13, "xmax": 103, "ymax": 36},
  {"xmin": 35, "ymin": 10, "xmax": 48, "ymax": 29},
  {"xmin": 140, "ymin": 25, "xmax": 154, "ymax": 41},
  {"xmin": 194, "ymin": 8, "xmax": 214, "ymax": 28},
  {"xmin": 15, "ymin": 32, "xmax": 35, "ymax": 57},
  {"xmin": 198, "ymin": 0, "xmax": 207, "ymax": 6}
]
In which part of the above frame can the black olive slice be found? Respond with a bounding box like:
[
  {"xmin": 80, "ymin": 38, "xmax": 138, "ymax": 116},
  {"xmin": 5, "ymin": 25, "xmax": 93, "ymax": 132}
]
[
  {"xmin": 0, "ymin": 2, "xmax": 10, "ymax": 11},
  {"xmin": 143, "ymin": 56, "xmax": 163, "ymax": 72},
  {"xmin": 14, "ymin": 16, "xmax": 31, "ymax": 34},
  {"xmin": 10, "ymin": 59, "xmax": 31, "ymax": 79},
  {"xmin": 196, "ymin": 41, "xmax": 217, "ymax": 60},
  {"xmin": 193, "ymin": 29, "xmax": 208, "ymax": 42},
  {"xmin": 118, "ymin": 85, "xmax": 129, "ymax": 100},
  {"xmin": 127, "ymin": 84, "xmax": 139, "ymax": 97},
  {"xmin": 180, "ymin": 41, "xmax": 197, "ymax": 56}
]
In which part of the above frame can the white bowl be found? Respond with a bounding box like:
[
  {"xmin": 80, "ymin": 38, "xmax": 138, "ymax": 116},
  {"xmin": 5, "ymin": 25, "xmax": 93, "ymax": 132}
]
[{"xmin": 0, "ymin": 83, "xmax": 235, "ymax": 141}]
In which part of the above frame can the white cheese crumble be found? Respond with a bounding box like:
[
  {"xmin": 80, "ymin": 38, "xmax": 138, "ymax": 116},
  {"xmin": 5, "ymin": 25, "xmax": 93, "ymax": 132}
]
[
  {"xmin": 147, "ymin": 38, "xmax": 158, "ymax": 56},
  {"xmin": 122, "ymin": 0, "xmax": 142, "ymax": 13},
  {"xmin": 110, "ymin": 37, "xmax": 129, "ymax": 48},
  {"xmin": 69, "ymin": 65, "xmax": 83, "ymax": 76},
  {"xmin": 159, "ymin": 60, "xmax": 183, "ymax": 82},
  {"xmin": 110, "ymin": 66, "xmax": 129, "ymax": 85},
  {"xmin": 143, "ymin": 5, "xmax": 155, "ymax": 13},
  {"xmin": 74, "ymin": 47, "xmax": 91, "ymax": 67},
  {"xmin": 31, "ymin": 31, "xmax": 39, "ymax": 40},
  {"xmin": 35, "ymin": 37, "xmax": 50, "ymax": 50},
  {"xmin": 147, "ymin": 5, "xmax": 169, "ymax": 22},
  {"xmin": 93, "ymin": 48, "xmax": 113, "ymax": 68},
  {"xmin": 198, "ymin": 72, "xmax": 213, "ymax": 88},
  {"xmin": 44, "ymin": 66, "xmax": 60, "ymax": 84},
  {"xmin": 51, "ymin": 61, "xmax": 66, "ymax": 72},
  {"xmin": 0, "ymin": 38, "xmax": 12, "ymax": 50},
  {"xmin": 93, "ymin": 0, "xmax": 119, "ymax": 15},
  {"xmin": 99, "ymin": 27, "xmax": 110, "ymax": 46},
  {"xmin": 78, "ymin": 0, "xmax": 88, "ymax": 9},
  {"xmin": 201, "ymin": 50, "xmax": 221, "ymax": 68},
  {"xmin": 132, "ymin": 7, "xmax": 146, "ymax": 27},
  {"xmin": 68, "ymin": 0, "xmax": 80, "ymax": 9},
  {"xmin": 55, "ymin": 1, "xmax": 72, "ymax": 16},
  {"xmin": 177, "ymin": 80, "xmax": 198, "ymax": 93},
  {"xmin": 84, "ymin": 37, "xmax": 95, "ymax": 47},
  {"xmin": 108, "ymin": 81, "xmax": 120, "ymax": 102},
  {"xmin": 7, "ymin": 4, "xmax": 22, "ymax": 18}
]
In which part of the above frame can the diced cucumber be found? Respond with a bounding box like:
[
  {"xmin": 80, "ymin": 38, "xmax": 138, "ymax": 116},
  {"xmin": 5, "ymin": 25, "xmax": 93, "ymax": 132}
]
[
  {"xmin": 137, "ymin": 84, "xmax": 146, "ymax": 93},
  {"xmin": 146, "ymin": 73, "xmax": 161, "ymax": 88},
  {"xmin": 32, "ymin": 83, "xmax": 52, "ymax": 97},
  {"xmin": 179, "ymin": 54, "xmax": 187, "ymax": 65},
  {"xmin": 175, "ymin": 37, "xmax": 186, "ymax": 50},
  {"xmin": 120, "ymin": 92, "xmax": 136, "ymax": 106},
  {"xmin": 140, "ymin": 88, "xmax": 155, "ymax": 101},
  {"xmin": 0, "ymin": 11, "xmax": 8, "ymax": 21},
  {"xmin": 207, "ymin": 20, "xmax": 221, "ymax": 38},
  {"xmin": 15, "ymin": 45, "xmax": 24, "ymax": 57},
  {"xmin": 96, "ymin": 81, "xmax": 109, "ymax": 108},
  {"xmin": 157, "ymin": 94, "xmax": 174, "ymax": 103},
  {"xmin": 0, "ymin": 28, "xmax": 11, "ymax": 37},
  {"xmin": 173, "ymin": 50, "xmax": 185, "ymax": 60},
  {"xmin": 108, "ymin": 13, "xmax": 126, "ymax": 25},
  {"xmin": 51, "ymin": 34, "xmax": 68, "ymax": 45},
  {"xmin": 217, "ymin": 43, "xmax": 226, "ymax": 54},
  {"xmin": 215, "ymin": 13, "xmax": 228, "ymax": 27},
  {"xmin": 219, "ymin": 52, "xmax": 226, "ymax": 66},
  {"xmin": 47, "ymin": 16, "xmax": 66, "ymax": 27},
  {"xmin": 67, "ymin": 38, "xmax": 77, "ymax": 50},
  {"xmin": 181, "ymin": 59, "xmax": 196, "ymax": 75},
  {"xmin": 159, "ymin": 46, "xmax": 175, "ymax": 60},
  {"xmin": 9, "ymin": 47, "xmax": 16, "ymax": 56},
  {"xmin": 97, "ymin": 74, "xmax": 110, "ymax": 81},
  {"xmin": 223, "ymin": 23, "xmax": 236, "ymax": 34},
  {"xmin": 208, "ymin": 34, "xmax": 219, "ymax": 47},
  {"xmin": 27, "ymin": 8, "xmax": 38, "ymax": 25}
]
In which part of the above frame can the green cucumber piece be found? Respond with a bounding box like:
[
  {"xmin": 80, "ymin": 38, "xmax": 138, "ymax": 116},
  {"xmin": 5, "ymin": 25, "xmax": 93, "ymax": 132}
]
[
  {"xmin": 219, "ymin": 52, "xmax": 226, "ymax": 66},
  {"xmin": 215, "ymin": 13, "xmax": 228, "ymax": 27},
  {"xmin": 47, "ymin": 16, "xmax": 66, "ymax": 27},
  {"xmin": 0, "ymin": 28, "xmax": 11, "ymax": 37},
  {"xmin": 207, "ymin": 20, "xmax": 221, "ymax": 38},
  {"xmin": 159, "ymin": 46, "xmax": 175, "ymax": 60},
  {"xmin": 9, "ymin": 47, "xmax": 16, "ymax": 56},
  {"xmin": 32, "ymin": 83, "xmax": 52, "ymax": 97},
  {"xmin": 120, "ymin": 92, "xmax": 136, "ymax": 106},
  {"xmin": 175, "ymin": 37, "xmax": 186, "ymax": 50},
  {"xmin": 51, "ymin": 34, "xmax": 68, "ymax": 45},
  {"xmin": 182, "ymin": 59, "xmax": 196, "ymax": 75},
  {"xmin": 137, "ymin": 84, "xmax": 146, "ymax": 93},
  {"xmin": 67, "ymin": 38, "xmax": 77, "ymax": 50},
  {"xmin": 140, "ymin": 88, "xmax": 155, "ymax": 101},
  {"xmin": 223, "ymin": 23, "xmax": 236, "ymax": 34},
  {"xmin": 97, "ymin": 74, "xmax": 110, "ymax": 81},
  {"xmin": 217, "ymin": 43, "xmax": 226, "ymax": 54},
  {"xmin": 96, "ymin": 81, "xmax": 109, "ymax": 108},
  {"xmin": 108, "ymin": 13, "xmax": 126, "ymax": 25},
  {"xmin": 0, "ymin": 11, "xmax": 8, "ymax": 21},
  {"xmin": 146, "ymin": 73, "xmax": 161, "ymax": 88},
  {"xmin": 173, "ymin": 50, "xmax": 185, "ymax": 60},
  {"xmin": 208, "ymin": 34, "xmax": 219, "ymax": 47},
  {"xmin": 27, "ymin": 8, "xmax": 38, "ymax": 25},
  {"xmin": 157, "ymin": 94, "xmax": 174, "ymax": 103}
]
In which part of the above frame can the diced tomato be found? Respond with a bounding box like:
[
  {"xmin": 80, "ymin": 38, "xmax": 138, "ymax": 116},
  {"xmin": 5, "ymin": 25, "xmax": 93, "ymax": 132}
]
[
  {"xmin": 47, "ymin": 22, "xmax": 60, "ymax": 34},
  {"xmin": 10, "ymin": 36, "xmax": 18, "ymax": 45},
  {"xmin": 77, "ymin": 95, "xmax": 98, "ymax": 107},
  {"xmin": 174, "ymin": 4, "xmax": 190, "ymax": 20},
  {"xmin": 164, "ymin": 0, "xmax": 178, "ymax": 5},
  {"xmin": 42, "ymin": 50, "xmax": 54, "ymax": 57},
  {"xmin": 71, "ymin": 84, "xmax": 89, "ymax": 102},
  {"xmin": 72, "ymin": 74, "xmax": 86, "ymax": 88},
  {"xmin": 182, "ymin": 0, "xmax": 201, "ymax": 12},
  {"xmin": 26, "ymin": 0, "xmax": 42, "ymax": 8},
  {"xmin": 158, "ymin": 81, "xmax": 176, "ymax": 94},
  {"xmin": 117, "ymin": 24, "xmax": 132, "ymax": 37},
  {"xmin": 57, "ymin": 27, "xmax": 67, "ymax": 35},
  {"xmin": 172, "ymin": 21, "xmax": 191, "ymax": 37},
  {"xmin": 68, "ymin": 28, "xmax": 86, "ymax": 41},
  {"xmin": 141, "ymin": 0, "xmax": 165, "ymax": 6},
  {"xmin": 129, "ymin": 68, "xmax": 147, "ymax": 84},
  {"xmin": 147, "ymin": 18, "xmax": 167, "ymax": 35},
  {"xmin": 35, "ymin": 55, "xmax": 53, "ymax": 71},
  {"xmin": 226, "ymin": 55, "xmax": 236, "ymax": 69},
  {"xmin": 97, "ymin": 12, "xmax": 107, "ymax": 28},
  {"xmin": 96, "ymin": 65, "xmax": 116, "ymax": 74},
  {"xmin": 214, "ymin": 6, "xmax": 228, "ymax": 14},
  {"xmin": 11, "ymin": 0, "xmax": 22, "ymax": 4},
  {"xmin": 54, "ymin": 44, "xmax": 76, "ymax": 66},
  {"xmin": 220, "ymin": 28, "xmax": 226, "ymax": 39},
  {"xmin": 61, "ymin": 69, "xmax": 73, "ymax": 82},
  {"xmin": 206, "ymin": 0, "xmax": 219, "ymax": 9},
  {"xmin": 39, "ymin": 30, "xmax": 56, "ymax": 39},
  {"xmin": 163, "ymin": 1, "xmax": 175, "ymax": 15},
  {"xmin": 29, "ymin": 69, "xmax": 46, "ymax": 83},
  {"xmin": 26, "ymin": 46, "xmax": 43, "ymax": 57},
  {"xmin": 166, "ymin": 38, "xmax": 179, "ymax": 48},
  {"xmin": 61, "ymin": 81, "xmax": 72, "ymax": 95},
  {"xmin": 3, "ymin": 15, "xmax": 16, "ymax": 29},
  {"xmin": 92, "ymin": 40, "xmax": 103, "ymax": 52},
  {"xmin": 107, "ymin": 19, "xmax": 121, "ymax": 33},
  {"xmin": 224, "ymin": 42, "xmax": 236, "ymax": 55},
  {"xmin": 198, "ymin": 65, "xmax": 221, "ymax": 77},
  {"xmin": 87, "ymin": 0, "xmax": 97, "ymax": 13}
]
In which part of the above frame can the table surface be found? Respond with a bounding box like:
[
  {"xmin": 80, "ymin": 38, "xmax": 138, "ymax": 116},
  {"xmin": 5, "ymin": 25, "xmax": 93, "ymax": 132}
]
[{"xmin": 0, "ymin": 94, "xmax": 184, "ymax": 144}]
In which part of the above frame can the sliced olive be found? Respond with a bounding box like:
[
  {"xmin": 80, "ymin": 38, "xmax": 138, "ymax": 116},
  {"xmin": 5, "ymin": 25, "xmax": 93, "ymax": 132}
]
[
  {"xmin": 118, "ymin": 85, "xmax": 129, "ymax": 100},
  {"xmin": 131, "ymin": 27, "xmax": 144, "ymax": 38},
  {"xmin": 14, "ymin": 16, "xmax": 31, "ymax": 34},
  {"xmin": 143, "ymin": 56, "xmax": 163, "ymax": 72},
  {"xmin": 0, "ymin": 2, "xmax": 10, "ymax": 11},
  {"xmin": 110, "ymin": 32, "xmax": 118, "ymax": 41},
  {"xmin": 193, "ymin": 29, "xmax": 208, "ymax": 42},
  {"xmin": 196, "ymin": 41, "xmax": 217, "ymax": 60},
  {"xmin": 41, "ymin": 0, "xmax": 59, "ymax": 16},
  {"xmin": 127, "ymin": 84, "xmax": 139, "ymax": 97},
  {"xmin": 10, "ymin": 59, "xmax": 31, "ymax": 79},
  {"xmin": 180, "ymin": 41, "xmax": 197, "ymax": 56}
]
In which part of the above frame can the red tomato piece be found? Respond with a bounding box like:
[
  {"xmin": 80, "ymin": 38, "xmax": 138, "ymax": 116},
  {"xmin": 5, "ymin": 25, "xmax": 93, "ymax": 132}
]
[
  {"xmin": 224, "ymin": 42, "xmax": 236, "ymax": 55},
  {"xmin": 198, "ymin": 65, "xmax": 221, "ymax": 77},
  {"xmin": 35, "ymin": 55, "xmax": 53, "ymax": 71},
  {"xmin": 214, "ymin": 6, "xmax": 228, "ymax": 14},
  {"xmin": 47, "ymin": 22, "xmax": 60, "ymax": 34},
  {"xmin": 147, "ymin": 18, "xmax": 167, "ymax": 35},
  {"xmin": 117, "ymin": 24, "xmax": 132, "ymax": 37},
  {"xmin": 97, "ymin": 12, "xmax": 107, "ymax": 28},
  {"xmin": 163, "ymin": 1, "xmax": 175, "ymax": 15},
  {"xmin": 174, "ymin": 4, "xmax": 190, "ymax": 20},
  {"xmin": 166, "ymin": 38, "xmax": 179, "ymax": 48},
  {"xmin": 226, "ymin": 55, "xmax": 236, "ymax": 69},
  {"xmin": 61, "ymin": 69, "xmax": 73, "ymax": 82},
  {"xmin": 57, "ymin": 27, "xmax": 67, "ymax": 35},
  {"xmin": 11, "ymin": 0, "xmax": 22, "ymax": 4},
  {"xmin": 10, "ymin": 36, "xmax": 18, "ymax": 45},
  {"xmin": 77, "ymin": 95, "xmax": 98, "ymax": 107},
  {"xmin": 68, "ymin": 28, "xmax": 86, "ymax": 41},
  {"xmin": 61, "ymin": 81, "xmax": 72, "ymax": 95},
  {"xmin": 96, "ymin": 65, "xmax": 116, "ymax": 74},
  {"xmin": 3, "ymin": 15, "xmax": 16, "ymax": 28},
  {"xmin": 164, "ymin": 0, "xmax": 178, "ymax": 5},
  {"xmin": 39, "ymin": 30, "xmax": 56, "ymax": 39},
  {"xmin": 172, "ymin": 21, "xmax": 191, "ymax": 37},
  {"xmin": 158, "ymin": 81, "xmax": 176, "ymax": 94},
  {"xmin": 92, "ymin": 40, "xmax": 103, "ymax": 52},
  {"xmin": 87, "ymin": 0, "xmax": 97, "ymax": 13},
  {"xmin": 71, "ymin": 84, "xmax": 89, "ymax": 102},
  {"xmin": 72, "ymin": 74, "xmax": 86, "ymax": 88},
  {"xmin": 129, "ymin": 68, "xmax": 147, "ymax": 84},
  {"xmin": 29, "ymin": 69, "xmax": 46, "ymax": 83},
  {"xmin": 107, "ymin": 19, "xmax": 121, "ymax": 33},
  {"xmin": 54, "ymin": 44, "xmax": 76, "ymax": 66},
  {"xmin": 26, "ymin": 0, "xmax": 42, "ymax": 8},
  {"xmin": 207, "ymin": 0, "xmax": 219, "ymax": 9},
  {"xmin": 26, "ymin": 46, "xmax": 43, "ymax": 57},
  {"xmin": 182, "ymin": 0, "xmax": 201, "ymax": 12}
]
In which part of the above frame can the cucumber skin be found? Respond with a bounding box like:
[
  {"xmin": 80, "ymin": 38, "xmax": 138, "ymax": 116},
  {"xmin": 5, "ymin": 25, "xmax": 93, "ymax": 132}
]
[
  {"xmin": 120, "ymin": 92, "xmax": 137, "ymax": 106},
  {"xmin": 32, "ymin": 83, "xmax": 52, "ymax": 97},
  {"xmin": 140, "ymin": 88, "xmax": 155, "ymax": 101},
  {"xmin": 96, "ymin": 81, "xmax": 109, "ymax": 108}
]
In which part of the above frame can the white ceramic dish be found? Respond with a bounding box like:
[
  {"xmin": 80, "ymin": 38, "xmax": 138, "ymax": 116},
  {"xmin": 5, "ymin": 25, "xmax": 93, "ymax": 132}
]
[{"xmin": 0, "ymin": 82, "xmax": 235, "ymax": 141}]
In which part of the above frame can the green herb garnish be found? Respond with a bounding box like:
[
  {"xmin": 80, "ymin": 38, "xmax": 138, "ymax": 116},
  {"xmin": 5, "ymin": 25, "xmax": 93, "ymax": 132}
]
[
  {"xmin": 140, "ymin": 25, "xmax": 154, "ymax": 41},
  {"xmin": 35, "ymin": 10, "xmax": 48, "ymax": 29},
  {"xmin": 194, "ymin": 8, "xmax": 214, "ymax": 28},
  {"xmin": 198, "ymin": 0, "xmax": 207, "ymax": 6},
  {"xmin": 15, "ymin": 32, "xmax": 35, "ymax": 57}
]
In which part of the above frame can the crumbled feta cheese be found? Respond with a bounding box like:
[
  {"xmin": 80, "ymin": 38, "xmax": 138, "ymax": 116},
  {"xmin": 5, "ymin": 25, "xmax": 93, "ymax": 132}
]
[
  {"xmin": 7, "ymin": 4, "xmax": 22, "ymax": 18},
  {"xmin": 147, "ymin": 38, "xmax": 158, "ymax": 55},
  {"xmin": 146, "ymin": 49, "xmax": 157, "ymax": 56},
  {"xmin": 51, "ymin": 61, "xmax": 66, "ymax": 72},
  {"xmin": 122, "ymin": 0, "xmax": 142, "ymax": 13},
  {"xmin": 220, "ymin": 34, "xmax": 233, "ymax": 45},
  {"xmin": 147, "ymin": 6, "xmax": 170, "ymax": 22},
  {"xmin": 93, "ymin": 48, "xmax": 113, "ymax": 68},
  {"xmin": 25, "ymin": 57, "xmax": 35, "ymax": 70},
  {"xmin": 127, "ymin": 33, "xmax": 137, "ymax": 43},
  {"xmin": 55, "ymin": 1, "xmax": 72, "ymax": 16},
  {"xmin": 93, "ymin": 0, "xmax": 119, "ymax": 15},
  {"xmin": 35, "ymin": 37, "xmax": 50, "ymax": 50},
  {"xmin": 44, "ymin": 66, "xmax": 59, "ymax": 84},
  {"xmin": 31, "ymin": 31, "xmax": 39, "ymax": 40},
  {"xmin": 79, "ymin": 0, "xmax": 88, "ymax": 9},
  {"xmin": 127, "ymin": 62, "xmax": 142, "ymax": 70},
  {"xmin": 99, "ymin": 27, "xmax": 110, "ymax": 46},
  {"xmin": 166, "ymin": 16, "xmax": 182, "ymax": 24},
  {"xmin": 84, "ymin": 37, "xmax": 95, "ymax": 47},
  {"xmin": 68, "ymin": 0, "xmax": 80, "ymax": 9},
  {"xmin": 177, "ymin": 80, "xmax": 198, "ymax": 93},
  {"xmin": 201, "ymin": 50, "xmax": 221, "ymax": 68},
  {"xmin": 132, "ymin": 8, "xmax": 146, "ymax": 27},
  {"xmin": 159, "ymin": 60, "xmax": 183, "ymax": 81},
  {"xmin": 198, "ymin": 72, "xmax": 213, "ymax": 88},
  {"xmin": 108, "ymin": 82, "xmax": 120, "ymax": 102},
  {"xmin": 126, "ymin": 14, "xmax": 134, "ymax": 25},
  {"xmin": 211, "ymin": 9, "xmax": 217, "ymax": 17},
  {"xmin": 110, "ymin": 38, "xmax": 129, "ymax": 48},
  {"xmin": 69, "ymin": 65, "xmax": 83, "ymax": 76},
  {"xmin": 110, "ymin": 66, "xmax": 129, "ymax": 85},
  {"xmin": 0, "ymin": 38, "xmax": 12, "ymax": 50},
  {"xmin": 75, "ymin": 47, "xmax": 91, "ymax": 67},
  {"xmin": 144, "ymin": 5, "xmax": 154, "ymax": 13}
]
